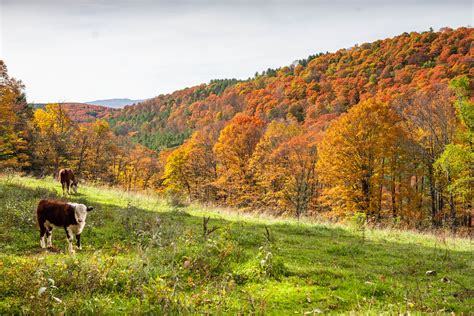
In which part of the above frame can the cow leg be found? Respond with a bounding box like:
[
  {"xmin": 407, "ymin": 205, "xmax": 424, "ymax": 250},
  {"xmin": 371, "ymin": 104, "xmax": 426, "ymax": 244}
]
[
  {"xmin": 62, "ymin": 182, "xmax": 66, "ymax": 195},
  {"xmin": 64, "ymin": 227, "xmax": 75, "ymax": 254},
  {"xmin": 46, "ymin": 227, "xmax": 53, "ymax": 248},
  {"xmin": 66, "ymin": 181, "xmax": 70, "ymax": 195},
  {"xmin": 76, "ymin": 234, "xmax": 81, "ymax": 250},
  {"xmin": 39, "ymin": 226, "xmax": 46, "ymax": 249}
]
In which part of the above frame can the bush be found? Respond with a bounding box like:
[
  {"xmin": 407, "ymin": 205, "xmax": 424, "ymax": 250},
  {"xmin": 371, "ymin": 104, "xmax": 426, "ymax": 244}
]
[{"xmin": 233, "ymin": 245, "xmax": 288, "ymax": 283}]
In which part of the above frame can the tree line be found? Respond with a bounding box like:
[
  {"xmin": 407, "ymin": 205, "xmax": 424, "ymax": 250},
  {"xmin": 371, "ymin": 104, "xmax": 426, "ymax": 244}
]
[
  {"xmin": 162, "ymin": 79, "xmax": 472, "ymax": 230},
  {"xmin": 0, "ymin": 61, "xmax": 161, "ymax": 191}
]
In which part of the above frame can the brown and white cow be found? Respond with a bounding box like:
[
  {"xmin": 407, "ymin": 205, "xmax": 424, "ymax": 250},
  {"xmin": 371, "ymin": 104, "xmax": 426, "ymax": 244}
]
[
  {"xmin": 59, "ymin": 168, "xmax": 78, "ymax": 195},
  {"xmin": 36, "ymin": 199, "xmax": 93, "ymax": 253}
]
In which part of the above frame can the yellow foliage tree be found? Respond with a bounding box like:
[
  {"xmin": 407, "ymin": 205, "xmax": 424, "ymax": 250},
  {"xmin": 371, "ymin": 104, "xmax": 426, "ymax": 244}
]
[
  {"xmin": 163, "ymin": 126, "xmax": 219, "ymax": 201},
  {"xmin": 0, "ymin": 62, "xmax": 30, "ymax": 170},
  {"xmin": 33, "ymin": 103, "xmax": 75, "ymax": 173},
  {"xmin": 317, "ymin": 99, "xmax": 405, "ymax": 219},
  {"xmin": 0, "ymin": 89, "xmax": 29, "ymax": 169}
]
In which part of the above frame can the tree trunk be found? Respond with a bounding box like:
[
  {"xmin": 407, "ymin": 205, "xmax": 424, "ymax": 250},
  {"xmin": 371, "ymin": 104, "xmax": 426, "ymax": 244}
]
[
  {"xmin": 377, "ymin": 158, "xmax": 385, "ymax": 221},
  {"xmin": 391, "ymin": 177, "xmax": 397, "ymax": 218},
  {"xmin": 428, "ymin": 165, "xmax": 438, "ymax": 227},
  {"xmin": 447, "ymin": 175, "xmax": 456, "ymax": 230}
]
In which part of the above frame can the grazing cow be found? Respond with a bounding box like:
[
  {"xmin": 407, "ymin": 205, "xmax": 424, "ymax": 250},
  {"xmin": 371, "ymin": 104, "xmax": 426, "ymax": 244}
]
[
  {"xmin": 59, "ymin": 168, "xmax": 78, "ymax": 195},
  {"xmin": 36, "ymin": 199, "xmax": 93, "ymax": 253}
]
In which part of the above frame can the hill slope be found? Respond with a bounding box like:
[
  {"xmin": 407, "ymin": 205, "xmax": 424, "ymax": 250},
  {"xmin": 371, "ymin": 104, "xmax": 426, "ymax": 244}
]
[
  {"xmin": 0, "ymin": 176, "xmax": 472, "ymax": 314},
  {"xmin": 60, "ymin": 103, "xmax": 118, "ymax": 122},
  {"xmin": 31, "ymin": 103, "xmax": 117, "ymax": 122},
  {"xmin": 109, "ymin": 27, "xmax": 472, "ymax": 151}
]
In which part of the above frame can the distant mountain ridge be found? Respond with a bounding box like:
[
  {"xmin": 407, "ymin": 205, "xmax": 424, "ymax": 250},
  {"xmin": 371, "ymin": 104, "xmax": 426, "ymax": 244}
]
[{"xmin": 85, "ymin": 98, "xmax": 146, "ymax": 108}]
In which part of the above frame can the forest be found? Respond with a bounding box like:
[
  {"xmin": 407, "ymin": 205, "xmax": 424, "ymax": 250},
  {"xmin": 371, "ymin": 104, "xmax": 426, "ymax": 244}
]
[{"xmin": 1, "ymin": 27, "xmax": 472, "ymax": 232}]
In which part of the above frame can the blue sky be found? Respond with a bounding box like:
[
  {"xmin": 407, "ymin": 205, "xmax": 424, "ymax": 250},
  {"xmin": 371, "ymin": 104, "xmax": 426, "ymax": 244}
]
[{"xmin": 1, "ymin": 0, "xmax": 472, "ymax": 103}]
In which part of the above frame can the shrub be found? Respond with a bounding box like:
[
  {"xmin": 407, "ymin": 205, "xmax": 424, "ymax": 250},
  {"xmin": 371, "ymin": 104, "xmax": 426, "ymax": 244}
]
[{"xmin": 233, "ymin": 245, "xmax": 288, "ymax": 283}]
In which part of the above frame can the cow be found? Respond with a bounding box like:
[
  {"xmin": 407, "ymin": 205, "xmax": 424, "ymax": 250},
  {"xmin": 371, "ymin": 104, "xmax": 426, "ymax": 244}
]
[
  {"xmin": 36, "ymin": 199, "xmax": 93, "ymax": 253},
  {"xmin": 59, "ymin": 168, "xmax": 78, "ymax": 195}
]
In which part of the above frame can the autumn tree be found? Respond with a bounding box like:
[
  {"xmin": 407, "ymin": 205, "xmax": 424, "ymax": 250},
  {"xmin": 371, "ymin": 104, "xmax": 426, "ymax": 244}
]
[
  {"xmin": 250, "ymin": 120, "xmax": 319, "ymax": 218},
  {"xmin": 87, "ymin": 120, "xmax": 115, "ymax": 179},
  {"xmin": 74, "ymin": 122, "xmax": 94, "ymax": 176},
  {"xmin": 250, "ymin": 121, "xmax": 303, "ymax": 208},
  {"xmin": 275, "ymin": 134, "xmax": 319, "ymax": 219},
  {"xmin": 33, "ymin": 103, "xmax": 76, "ymax": 173},
  {"xmin": 213, "ymin": 114, "xmax": 265, "ymax": 206},
  {"xmin": 317, "ymin": 99, "xmax": 406, "ymax": 220},
  {"xmin": 163, "ymin": 123, "xmax": 222, "ymax": 201},
  {"xmin": 0, "ymin": 61, "xmax": 31, "ymax": 170},
  {"xmin": 431, "ymin": 76, "xmax": 474, "ymax": 229},
  {"xmin": 183, "ymin": 124, "xmax": 221, "ymax": 201},
  {"xmin": 449, "ymin": 75, "xmax": 473, "ymax": 146},
  {"xmin": 118, "ymin": 144, "xmax": 160, "ymax": 191},
  {"xmin": 395, "ymin": 85, "xmax": 458, "ymax": 226},
  {"xmin": 163, "ymin": 142, "xmax": 193, "ymax": 197},
  {"xmin": 70, "ymin": 119, "xmax": 117, "ymax": 181},
  {"xmin": 434, "ymin": 144, "xmax": 473, "ymax": 228}
]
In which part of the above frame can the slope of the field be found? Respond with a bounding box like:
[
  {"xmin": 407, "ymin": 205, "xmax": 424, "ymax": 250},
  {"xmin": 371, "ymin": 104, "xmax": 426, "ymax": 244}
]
[{"xmin": 0, "ymin": 176, "xmax": 472, "ymax": 314}]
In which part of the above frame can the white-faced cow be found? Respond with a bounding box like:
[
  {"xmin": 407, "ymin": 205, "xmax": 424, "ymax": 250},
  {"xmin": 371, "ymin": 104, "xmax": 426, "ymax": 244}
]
[
  {"xmin": 59, "ymin": 168, "xmax": 78, "ymax": 195},
  {"xmin": 37, "ymin": 199, "xmax": 93, "ymax": 253}
]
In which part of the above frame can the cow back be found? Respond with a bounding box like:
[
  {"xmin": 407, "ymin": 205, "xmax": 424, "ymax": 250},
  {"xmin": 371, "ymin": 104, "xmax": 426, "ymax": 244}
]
[
  {"xmin": 59, "ymin": 168, "xmax": 76, "ymax": 184},
  {"xmin": 37, "ymin": 200, "xmax": 78, "ymax": 227}
]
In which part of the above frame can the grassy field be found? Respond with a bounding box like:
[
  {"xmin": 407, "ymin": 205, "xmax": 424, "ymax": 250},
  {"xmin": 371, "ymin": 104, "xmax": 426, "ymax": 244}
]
[{"xmin": 0, "ymin": 175, "xmax": 472, "ymax": 314}]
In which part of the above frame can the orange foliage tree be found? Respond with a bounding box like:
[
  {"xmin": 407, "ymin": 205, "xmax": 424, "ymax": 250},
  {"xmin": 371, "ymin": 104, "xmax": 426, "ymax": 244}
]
[
  {"xmin": 213, "ymin": 114, "xmax": 265, "ymax": 207},
  {"xmin": 249, "ymin": 121, "xmax": 319, "ymax": 218}
]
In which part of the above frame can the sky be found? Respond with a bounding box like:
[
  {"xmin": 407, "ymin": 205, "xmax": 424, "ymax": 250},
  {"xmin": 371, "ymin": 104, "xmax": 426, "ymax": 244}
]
[{"xmin": 0, "ymin": 0, "xmax": 472, "ymax": 103}]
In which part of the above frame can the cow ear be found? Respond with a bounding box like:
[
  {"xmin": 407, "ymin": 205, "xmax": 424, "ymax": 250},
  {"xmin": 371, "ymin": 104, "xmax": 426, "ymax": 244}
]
[{"xmin": 87, "ymin": 206, "xmax": 94, "ymax": 212}]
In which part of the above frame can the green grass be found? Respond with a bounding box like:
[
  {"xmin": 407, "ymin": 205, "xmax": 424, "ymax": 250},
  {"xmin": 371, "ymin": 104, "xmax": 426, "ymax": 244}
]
[{"xmin": 0, "ymin": 175, "xmax": 473, "ymax": 314}]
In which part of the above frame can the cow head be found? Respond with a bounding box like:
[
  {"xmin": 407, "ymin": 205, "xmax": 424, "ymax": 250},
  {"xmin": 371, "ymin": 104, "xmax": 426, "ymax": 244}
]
[
  {"xmin": 71, "ymin": 181, "xmax": 78, "ymax": 194},
  {"xmin": 70, "ymin": 203, "xmax": 94, "ymax": 224}
]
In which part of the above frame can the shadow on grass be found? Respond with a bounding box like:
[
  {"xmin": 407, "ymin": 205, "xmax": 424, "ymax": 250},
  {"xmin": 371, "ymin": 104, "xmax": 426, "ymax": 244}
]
[
  {"xmin": 0, "ymin": 182, "xmax": 472, "ymax": 276},
  {"xmin": 1, "ymin": 181, "xmax": 473, "ymax": 313}
]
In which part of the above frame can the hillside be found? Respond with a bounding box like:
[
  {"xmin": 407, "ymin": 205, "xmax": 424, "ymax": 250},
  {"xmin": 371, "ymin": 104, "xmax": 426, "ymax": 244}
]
[
  {"xmin": 110, "ymin": 27, "xmax": 472, "ymax": 151},
  {"xmin": 61, "ymin": 103, "xmax": 118, "ymax": 122},
  {"xmin": 109, "ymin": 78, "xmax": 241, "ymax": 149},
  {"xmin": 0, "ymin": 176, "xmax": 473, "ymax": 314},
  {"xmin": 31, "ymin": 103, "xmax": 117, "ymax": 122}
]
